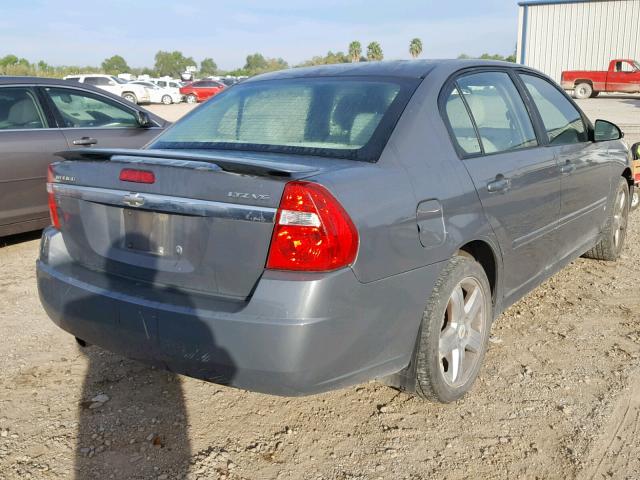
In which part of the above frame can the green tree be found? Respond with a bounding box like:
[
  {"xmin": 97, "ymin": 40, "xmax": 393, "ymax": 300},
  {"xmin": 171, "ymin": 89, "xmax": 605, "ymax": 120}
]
[
  {"xmin": 366, "ymin": 42, "xmax": 383, "ymax": 61},
  {"xmin": 154, "ymin": 50, "xmax": 196, "ymax": 77},
  {"xmin": 348, "ymin": 41, "xmax": 362, "ymax": 63},
  {"xmin": 200, "ymin": 57, "xmax": 218, "ymax": 76},
  {"xmin": 299, "ymin": 51, "xmax": 349, "ymax": 67},
  {"xmin": 409, "ymin": 38, "xmax": 423, "ymax": 58},
  {"xmin": 101, "ymin": 55, "xmax": 130, "ymax": 74}
]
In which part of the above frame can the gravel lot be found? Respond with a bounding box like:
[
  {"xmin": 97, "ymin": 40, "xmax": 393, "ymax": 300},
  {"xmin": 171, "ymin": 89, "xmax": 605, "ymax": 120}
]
[{"xmin": 0, "ymin": 96, "xmax": 639, "ymax": 480}]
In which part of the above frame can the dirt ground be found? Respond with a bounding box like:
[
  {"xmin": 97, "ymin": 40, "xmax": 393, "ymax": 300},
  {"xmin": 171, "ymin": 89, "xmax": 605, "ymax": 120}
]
[{"xmin": 1, "ymin": 97, "xmax": 639, "ymax": 480}]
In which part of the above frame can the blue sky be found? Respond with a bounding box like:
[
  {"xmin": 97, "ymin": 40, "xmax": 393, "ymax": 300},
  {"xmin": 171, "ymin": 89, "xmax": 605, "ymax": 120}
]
[{"xmin": 1, "ymin": 0, "xmax": 519, "ymax": 70}]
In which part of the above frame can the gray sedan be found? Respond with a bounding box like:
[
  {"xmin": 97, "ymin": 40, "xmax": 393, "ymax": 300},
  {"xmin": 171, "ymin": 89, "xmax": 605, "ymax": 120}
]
[
  {"xmin": 38, "ymin": 60, "xmax": 632, "ymax": 402},
  {"xmin": 0, "ymin": 77, "xmax": 168, "ymax": 237}
]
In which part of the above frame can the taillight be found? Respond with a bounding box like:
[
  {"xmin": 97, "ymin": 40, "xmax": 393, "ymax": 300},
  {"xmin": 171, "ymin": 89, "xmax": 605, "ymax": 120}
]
[
  {"xmin": 47, "ymin": 165, "xmax": 61, "ymax": 229},
  {"xmin": 635, "ymin": 172, "xmax": 640, "ymax": 183},
  {"xmin": 266, "ymin": 181, "xmax": 359, "ymax": 272},
  {"xmin": 120, "ymin": 168, "xmax": 155, "ymax": 184}
]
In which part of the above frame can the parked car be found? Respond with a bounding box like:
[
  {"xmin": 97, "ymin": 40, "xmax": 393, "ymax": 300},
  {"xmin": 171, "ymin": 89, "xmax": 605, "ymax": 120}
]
[
  {"xmin": 561, "ymin": 59, "xmax": 640, "ymax": 99},
  {"xmin": 38, "ymin": 60, "xmax": 632, "ymax": 402},
  {"xmin": 64, "ymin": 74, "xmax": 151, "ymax": 104},
  {"xmin": 631, "ymin": 142, "xmax": 640, "ymax": 210},
  {"xmin": 152, "ymin": 79, "xmax": 184, "ymax": 89},
  {"xmin": 0, "ymin": 76, "xmax": 167, "ymax": 237},
  {"xmin": 130, "ymin": 81, "xmax": 182, "ymax": 105},
  {"xmin": 179, "ymin": 80, "xmax": 225, "ymax": 103}
]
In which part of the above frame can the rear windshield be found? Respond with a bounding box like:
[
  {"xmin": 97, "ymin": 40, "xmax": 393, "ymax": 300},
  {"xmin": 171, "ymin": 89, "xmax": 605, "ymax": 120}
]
[{"xmin": 150, "ymin": 76, "xmax": 419, "ymax": 161}]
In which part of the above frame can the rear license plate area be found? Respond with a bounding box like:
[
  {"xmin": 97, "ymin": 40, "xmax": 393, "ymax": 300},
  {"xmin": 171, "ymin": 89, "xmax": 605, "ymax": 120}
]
[{"xmin": 123, "ymin": 208, "xmax": 175, "ymax": 256}]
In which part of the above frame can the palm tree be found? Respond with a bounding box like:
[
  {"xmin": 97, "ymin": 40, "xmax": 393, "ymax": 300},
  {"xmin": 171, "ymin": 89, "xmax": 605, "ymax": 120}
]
[
  {"xmin": 409, "ymin": 38, "xmax": 423, "ymax": 58},
  {"xmin": 366, "ymin": 42, "xmax": 383, "ymax": 61},
  {"xmin": 348, "ymin": 41, "xmax": 362, "ymax": 63}
]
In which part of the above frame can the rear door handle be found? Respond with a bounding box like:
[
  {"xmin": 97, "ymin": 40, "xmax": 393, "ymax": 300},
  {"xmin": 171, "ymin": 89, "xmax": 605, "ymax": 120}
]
[
  {"xmin": 559, "ymin": 161, "xmax": 576, "ymax": 174},
  {"xmin": 487, "ymin": 175, "xmax": 511, "ymax": 193},
  {"xmin": 72, "ymin": 137, "xmax": 98, "ymax": 146}
]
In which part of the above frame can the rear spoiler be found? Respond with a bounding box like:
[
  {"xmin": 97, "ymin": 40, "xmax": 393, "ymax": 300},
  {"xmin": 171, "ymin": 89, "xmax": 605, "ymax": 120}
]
[{"xmin": 55, "ymin": 148, "xmax": 321, "ymax": 178}]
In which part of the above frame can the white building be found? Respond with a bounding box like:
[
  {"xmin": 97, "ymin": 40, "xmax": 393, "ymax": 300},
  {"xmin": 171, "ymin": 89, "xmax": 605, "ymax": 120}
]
[{"xmin": 516, "ymin": 0, "xmax": 640, "ymax": 81}]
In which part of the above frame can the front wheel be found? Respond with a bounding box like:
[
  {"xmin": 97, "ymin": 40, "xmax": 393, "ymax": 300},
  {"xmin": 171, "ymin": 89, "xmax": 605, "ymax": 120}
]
[
  {"xmin": 584, "ymin": 178, "xmax": 629, "ymax": 261},
  {"xmin": 631, "ymin": 187, "xmax": 639, "ymax": 211},
  {"xmin": 122, "ymin": 92, "xmax": 137, "ymax": 104},
  {"xmin": 573, "ymin": 82, "xmax": 593, "ymax": 99},
  {"xmin": 161, "ymin": 94, "xmax": 172, "ymax": 105},
  {"xmin": 186, "ymin": 94, "xmax": 198, "ymax": 104},
  {"xmin": 413, "ymin": 255, "xmax": 492, "ymax": 403}
]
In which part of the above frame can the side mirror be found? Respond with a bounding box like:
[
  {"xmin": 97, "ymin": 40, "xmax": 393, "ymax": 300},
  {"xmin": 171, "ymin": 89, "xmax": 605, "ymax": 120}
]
[
  {"xmin": 135, "ymin": 111, "xmax": 152, "ymax": 128},
  {"xmin": 593, "ymin": 119, "xmax": 623, "ymax": 142},
  {"xmin": 632, "ymin": 142, "xmax": 640, "ymax": 160}
]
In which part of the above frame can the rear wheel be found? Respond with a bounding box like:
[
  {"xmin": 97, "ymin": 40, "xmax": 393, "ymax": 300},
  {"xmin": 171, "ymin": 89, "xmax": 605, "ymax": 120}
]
[
  {"xmin": 574, "ymin": 82, "xmax": 593, "ymax": 99},
  {"xmin": 122, "ymin": 92, "xmax": 137, "ymax": 104},
  {"xmin": 186, "ymin": 94, "xmax": 198, "ymax": 104},
  {"xmin": 584, "ymin": 178, "xmax": 629, "ymax": 261},
  {"xmin": 161, "ymin": 94, "xmax": 172, "ymax": 105},
  {"xmin": 413, "ymin": 255, "xmax": 492, "ymax": 403},
  {"xmin": 631, "ymin": 187, "xmax": 639, "ymax": 211}
]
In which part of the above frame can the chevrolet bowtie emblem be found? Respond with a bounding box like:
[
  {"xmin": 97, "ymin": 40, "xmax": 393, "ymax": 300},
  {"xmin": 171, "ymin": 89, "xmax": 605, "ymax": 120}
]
[{"xmin": 123, "ymin": 193, "xmax": 145, "ymax": 208}]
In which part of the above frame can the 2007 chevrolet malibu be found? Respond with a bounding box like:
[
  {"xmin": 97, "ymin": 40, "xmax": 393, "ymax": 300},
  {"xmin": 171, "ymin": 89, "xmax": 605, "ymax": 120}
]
[{"xmin": 37, "ymin": 60, "xmax": 632, "ymax": 402}]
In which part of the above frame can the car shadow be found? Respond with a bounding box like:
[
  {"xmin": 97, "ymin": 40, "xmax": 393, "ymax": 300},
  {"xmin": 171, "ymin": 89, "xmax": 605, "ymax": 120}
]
[
  {"xmin": 61, "ymin": 233, "xmax": 236, "ymax": 479},
  {"xmin": 0, "ymin": 229, "xmax": 42, "ymax": 248}
]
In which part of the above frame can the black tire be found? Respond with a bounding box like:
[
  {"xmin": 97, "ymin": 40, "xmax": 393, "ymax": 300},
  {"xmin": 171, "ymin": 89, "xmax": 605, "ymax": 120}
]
[
  {"xmin": 161, "ymin": 94, "xmax": 172, "ymax": 105},
  {"xmin": 584, "ymin": 178, "xmax": 630, "ymax": 261},
  {"xmin": 122, "ymin": 92, "xmax": 137, "ymax": 104},
  {"xmin": 590, "ymin": 90, "xmax": 600, "ymax": 98},
  {"xmin": 413, "ymin": 255, "xmax": 492, "ymax": 403},
  {"xmin": 574, "ymin": 82, "xmax": 593, "ymax": 99}
]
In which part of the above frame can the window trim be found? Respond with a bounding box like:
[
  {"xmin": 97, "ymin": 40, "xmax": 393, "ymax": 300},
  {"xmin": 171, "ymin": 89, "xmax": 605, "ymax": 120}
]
[
  {"xmin": 0, "ymin": 85, "xmax": 50, "ymax": 131},
  {"xmin": 438, "ymin": 66, "xmax": 543, "ymax": 160},
  {"xmin": 513, "ymin": 70, "xmax": 592, "ymax": 147}
]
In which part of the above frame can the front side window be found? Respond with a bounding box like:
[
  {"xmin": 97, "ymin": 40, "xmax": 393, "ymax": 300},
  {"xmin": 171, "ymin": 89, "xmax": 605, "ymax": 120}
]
[
  {"xmin": 0, "ymin": 87, "xmax": 45, "ymax": 130},
  {"xmin": 520, "ymin": 74, "xmax": 588, "ymax": 145},
  {"xmin": 45, "ymin": 87, "xmax": 138, "ymax": 128},
  {"xmin": 442, "ymin": 85, "xmax": 481, "ymax": 155},
  {"xmin": 151, "ymin": 77, "xmax": 417, "ymax": 161},
  {"xmin": 456, "ymin": 72, "xmax": 538, "ymax": 154}
]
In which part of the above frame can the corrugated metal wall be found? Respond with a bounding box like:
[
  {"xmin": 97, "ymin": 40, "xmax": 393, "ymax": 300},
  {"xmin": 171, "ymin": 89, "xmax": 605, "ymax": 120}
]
[{"xmin": 517, "ymin": 0, "xmax": 640, "ymax": 82}]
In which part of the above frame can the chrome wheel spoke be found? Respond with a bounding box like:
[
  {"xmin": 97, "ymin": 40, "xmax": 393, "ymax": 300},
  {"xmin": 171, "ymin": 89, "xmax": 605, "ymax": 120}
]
[
  {"xmin": 466, "ymin": 328, "xmax": 483, "ymax": 353},
  {"xmin": 464, "ymin": 285, "xmax": 481, "ymax": 325},
  {"xmin": 439, "ymin": 329, "xmax": 458, "ymax": 356},
  {"xmin": 449, "ymin": 285, "xmax": 465, "ymax": 325}
]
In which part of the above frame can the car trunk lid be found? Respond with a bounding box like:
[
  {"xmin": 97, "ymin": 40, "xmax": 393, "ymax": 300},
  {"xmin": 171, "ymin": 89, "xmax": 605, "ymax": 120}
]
[{"xmin": 50, "ymin": 148, "xmax": 350, "ymax": 300}]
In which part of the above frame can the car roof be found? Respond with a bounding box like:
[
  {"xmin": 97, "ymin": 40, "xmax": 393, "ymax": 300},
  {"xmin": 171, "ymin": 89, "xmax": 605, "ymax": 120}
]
[{"xmin": 246, "ymin": 59, "xmax": 524, "ymax": 83}]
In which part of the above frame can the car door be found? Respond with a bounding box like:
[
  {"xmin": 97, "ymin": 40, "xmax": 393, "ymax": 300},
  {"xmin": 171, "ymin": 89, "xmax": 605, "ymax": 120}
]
[
  {"xmin": 444, "ymin": 70, "xmax": 561, "ymax": 303},
  {"xmin": 0, "ymin": 86, "xmax": 68, "ymax": 232},
  {"xmin": 41, "ymin": 86, "xmax": 163, "ymax": 149},
  {"xmin": 518, "ymin": 73, "xmax": 610, "ymax": 261}
]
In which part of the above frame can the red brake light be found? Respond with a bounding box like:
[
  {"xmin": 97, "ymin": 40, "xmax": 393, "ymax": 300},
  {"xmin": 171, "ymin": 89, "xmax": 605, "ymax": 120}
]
[
  {"xmin": 266, "ymin": 181, "xmax": 359, "ymax": 272},
  {"xmin": 635, "ymin": 172, "xmax": 640, "ymax": 183},
  {"xmin": 120, "ymin": 168, "xmax": 155, "ymax": 184},
  {"xmin": 47, "ymin": 165, "xmax": 61, "ymax": 229}
]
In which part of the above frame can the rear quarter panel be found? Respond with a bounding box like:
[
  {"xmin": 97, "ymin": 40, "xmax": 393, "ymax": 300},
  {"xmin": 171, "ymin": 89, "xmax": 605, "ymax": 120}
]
[
  {"xmin": 561, "ymin": 70, "xmax": 608, "ymax": 91},
  {"xmin": 314, "ymin": 66, "xmax": 501, "ymax": 294}
]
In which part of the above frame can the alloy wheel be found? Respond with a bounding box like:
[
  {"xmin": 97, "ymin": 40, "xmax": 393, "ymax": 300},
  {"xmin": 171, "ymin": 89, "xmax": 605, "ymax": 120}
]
[{"xmin": 439, "ymin": 277, "xmax": 487, "ymax": 387}]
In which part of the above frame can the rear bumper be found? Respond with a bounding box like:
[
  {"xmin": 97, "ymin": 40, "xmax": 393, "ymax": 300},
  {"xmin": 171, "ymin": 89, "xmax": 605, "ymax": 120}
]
[{"xmin": 37, "ymin": 228, "xmax": 444, "ymax": 396}]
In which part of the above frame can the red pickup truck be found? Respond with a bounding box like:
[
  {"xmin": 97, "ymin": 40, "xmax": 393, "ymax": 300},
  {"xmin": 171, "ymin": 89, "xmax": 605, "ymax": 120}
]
[{"xmin": 561, "ymin": 59, "xmax": 640, "ymax": 99}]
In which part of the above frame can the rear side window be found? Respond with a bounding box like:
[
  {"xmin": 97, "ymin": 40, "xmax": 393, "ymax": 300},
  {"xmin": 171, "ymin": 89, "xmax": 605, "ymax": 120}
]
[
  {"xmin": 0, "ymin": 87, "xmax": 45, "ymax": 130},
  {"xmin": 151, "ymin": 77, "xmax": 418, "ymax": 161},
  {"xmin": 520, "ymin": 74, "xmax": 588, "ymax": 145},
  {"xmin": 456, "ymin": 72, "xmax": 538, "ymax": 154},
  {"xmin": 443, "ymin": 85, "xmax": 481, "ymax": 155}
]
